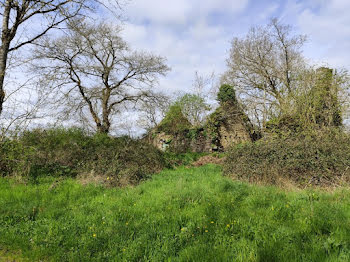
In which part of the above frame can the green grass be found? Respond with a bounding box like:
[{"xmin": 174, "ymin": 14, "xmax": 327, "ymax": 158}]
[{"xmin": 1, "ymin": 165, "xmax": 350, "ymax": 261}]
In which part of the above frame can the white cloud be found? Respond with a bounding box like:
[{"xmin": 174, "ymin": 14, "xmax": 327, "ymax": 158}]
[
  {"xmin": 125, "ymin": 0, "xmax": 192, "ymax": 25},
  {"xmin": 119, "ymin": 0, "xmax": 253, "ymax": 96},
  {"xmin": 125, "ymin": 0, "xmax": 249, "ymax": 26},
  {"xmin": 121, "ymin": 23, "xmax": 148, "ymax": 45},
  {"xmin": 293, "ymin": 0, "xmax": 350, "ymax": 68},
  {"xmin": 12, "ymin": 0, "xmax": 350, "ymax": 133}
]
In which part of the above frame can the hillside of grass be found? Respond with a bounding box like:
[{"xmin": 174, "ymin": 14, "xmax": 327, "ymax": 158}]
[{"xmin": 1, "ymin": 165, "xmax": 350, "ymax": 261}]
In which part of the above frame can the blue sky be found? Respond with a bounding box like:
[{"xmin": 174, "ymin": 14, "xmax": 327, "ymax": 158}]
[
  {"xmin": 6, "ymin": 0, "xmax": 349, "ymax": 135},
  {"xmin": 114, "ymin": 0, "xmax": 350, "ymax": 94}
]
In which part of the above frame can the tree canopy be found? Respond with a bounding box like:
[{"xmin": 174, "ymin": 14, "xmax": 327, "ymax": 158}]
[{"xmin": 34, "ymin": 21, "xmax": 170, "ymax": 134}]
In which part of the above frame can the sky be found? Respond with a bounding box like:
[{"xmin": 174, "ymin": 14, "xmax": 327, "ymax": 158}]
[
  {"xmin": 115, "ymin": 0, "xmax": 350, "ymax": 95},
  {"xmin": 4, "ymin": 0, "xmax": 350, "ymax": 136}
]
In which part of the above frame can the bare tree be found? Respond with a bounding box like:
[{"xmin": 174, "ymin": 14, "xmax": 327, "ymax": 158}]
[
  {"xmin": 225, "ymin": 18, "xmax": 307, "ymax": 127},
  {"xmin": 192, "ymin": 71, "xmax": 216, "ymax": 98},
  {"xmin": 34, "ymin": 21, "xmax": 170, "ymax": 134},
  {"xmin": 0, "ymin": 78, "xmax": 46, "ymax": 140},
  {"xmin": 137, "ymin": 93, "xmax": 170, "ymax": 131},
  {"xmin": 0, "ymin": 0, "xmax": 122, "ymax": 119}
]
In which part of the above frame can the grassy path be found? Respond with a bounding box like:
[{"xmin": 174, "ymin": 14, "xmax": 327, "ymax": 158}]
[{"xmin": 1, "ymin": 165, "xmax": 350, "ymax": 261}]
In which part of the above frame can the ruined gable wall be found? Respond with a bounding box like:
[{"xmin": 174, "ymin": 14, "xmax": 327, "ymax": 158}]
[{"xmin": 149, "ymin": 103, "xmax": 254, "ymax": 153}]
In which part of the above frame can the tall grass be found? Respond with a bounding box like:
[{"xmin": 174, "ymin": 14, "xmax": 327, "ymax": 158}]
[{"xmin": 1, "ymin": 165, "xmax": 350, "ymax": 261}]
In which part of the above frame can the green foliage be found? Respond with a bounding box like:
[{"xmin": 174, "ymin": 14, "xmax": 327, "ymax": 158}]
[
  {"xmin": 305, "ymin": 67, "xmax": 342, "ymax": 127},
  {"xmin": 267, "ymin": 67, "xmax": 344, "ymax": 134},
  {"xmin": 164, "ymin": 152, "xmax": 208, "ymax": 167},
  {"xmin": 1, "ymin": 165, "xmax": 350, "ymax": 261},
  {"xmin": 174, "ymin": 93, "xmax": 211, "ymax": 126},
  {"xmin": 206, "ymin": 107, "xmax": 225, "ymax": 143},
  {"xmin": 217, "ymin": 84, "xmax": 237, "ymax": 105},
  {"xmin": 186, "ymin": 127, "xmax": 203, "ymax": 140},
  {"xmin": 158, "ymin": 105, "xmax": 192, "ymax": 134},
  {"xmin": 265, "ymin": 115, "xmax": 302, "ymax": 137},
  {"xmin": 0, "ymin": 128, "xmax": 166, "ymax": 185},
  {"xmin": 224, "ymin": 129, "xmax": 350, "ymax": 186}
]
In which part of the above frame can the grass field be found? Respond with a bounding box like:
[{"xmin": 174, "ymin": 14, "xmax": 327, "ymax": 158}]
[{"xmin": 1, "ymin": 165, "xmax": 350, "ymax": 261}]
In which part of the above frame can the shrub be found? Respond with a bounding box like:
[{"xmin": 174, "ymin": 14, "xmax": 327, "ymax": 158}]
[
  {"xmin": 217, "ymin": 84, "xmax": 237, "ymax": 104},
  {"xmin": 0, "ymin": 138, "xmax": 34, "ymax": 177},
  {"xmin": 0, "ymin": 128, "xmax": 166, "ymax": 186},
  {"xmin": 223, "ymin": 129, "xmax": 350, "ymax": 187},
  {"xmin": 164, "ymin": 152, "xmax": 207, "ymax": 167}
]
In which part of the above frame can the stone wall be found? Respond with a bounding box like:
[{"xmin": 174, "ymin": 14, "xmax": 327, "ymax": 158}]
[
  {"xmin": 148, "ymin": 100, "xmax": 255, "ymax": 153},
  {"xmin": 149, "ymin": 130, "xmax": 213, "ymax": 153}
]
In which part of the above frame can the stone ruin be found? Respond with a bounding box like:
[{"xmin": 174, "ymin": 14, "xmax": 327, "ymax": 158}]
[{"xmin": 146, "ymin": 91, "xmax": 257, "ymax": 153}]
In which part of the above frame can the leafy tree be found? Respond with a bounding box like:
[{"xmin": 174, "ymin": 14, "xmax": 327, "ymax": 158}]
[{"xmin": 174, "ymin": 93, "xmax": 211, "ymax": 127}]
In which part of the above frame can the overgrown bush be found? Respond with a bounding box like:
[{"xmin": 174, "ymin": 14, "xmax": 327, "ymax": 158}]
[
  {"xmin": 223, "ymin": 129, "xmax": 350, "ymax": 187},
  {"xmin": 0, "ymin": 128, "xmax": 166, "ymax": 186},
  {"xmin": 164, "ymin": 152, "xmax": 207, "ymax": 167},
  {"xmin": 157, "ymin": 105, "xmax": 192, "ymax": 134},
  {"xmin": 217, "ymin": 84, "xmax": 236, "ymax": 104}
]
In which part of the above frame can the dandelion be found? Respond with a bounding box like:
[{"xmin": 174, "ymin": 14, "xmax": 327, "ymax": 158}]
[
  {"xmin": 205, "ymin": 230, "xmax": 208, "ymax": 233},
  {"xmin": 210, "ymin": 221, "xmax": 214, "ymax": 224},
  {"xmin": 125, "ymin": 222, "xmax": 129, "ymax": 226},
  {"xmin": 107, "ymin": 177, "xmax": 110, "ymax": 180},
  {"xmin": 226, "ymin": 224, "xmax": 230, "ymax": 228},
  {"xmin": 93, "ymin": 233, "xmax": 97, "ymax": 238}
]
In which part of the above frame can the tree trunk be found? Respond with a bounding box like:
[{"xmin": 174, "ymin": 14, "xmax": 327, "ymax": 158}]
[
  {"xmin": 0, "ymin": 0, "xmax": 12, "ymax": 117},
  {"xmin": 0, "ymin": 46, "xmax": 8, "ymax": 116},
  {"xmin": 97, "ymin": 124, "xmax": 110, "ymax": 134}
]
